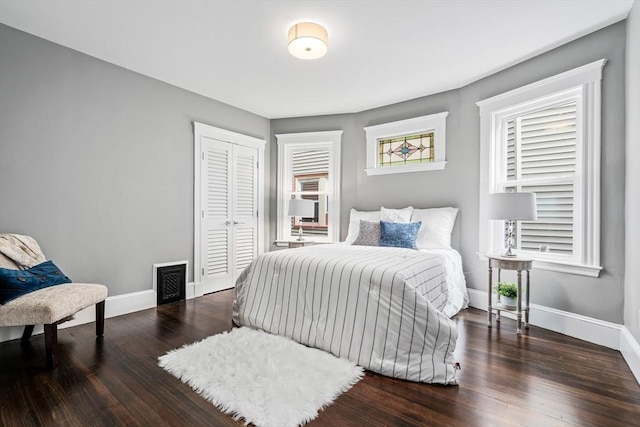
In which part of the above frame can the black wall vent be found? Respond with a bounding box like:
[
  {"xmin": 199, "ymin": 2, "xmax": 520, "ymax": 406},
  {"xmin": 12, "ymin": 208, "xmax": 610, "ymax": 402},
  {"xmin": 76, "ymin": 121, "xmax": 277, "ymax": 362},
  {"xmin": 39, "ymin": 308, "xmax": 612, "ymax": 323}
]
[{"xmin": 154, "ymin": 261, "xmax": 187, "ymax": 305}]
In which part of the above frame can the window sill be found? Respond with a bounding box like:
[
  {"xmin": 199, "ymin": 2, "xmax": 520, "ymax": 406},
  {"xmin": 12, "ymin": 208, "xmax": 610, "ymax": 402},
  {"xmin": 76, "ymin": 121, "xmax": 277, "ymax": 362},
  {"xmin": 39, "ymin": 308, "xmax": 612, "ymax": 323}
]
[
  {"xmin": 365, "ymin": 161, "xmax": 446, "ymax": 176},
  {"xmin": 274, "ymin": 240, "xmax": 336, "ymax": 247},
  {"xmin": 477, "ymin": 252, "xmax": 602, "ymax": 278},
  {"xmin": 532, "ymin": 259, "xmax": 602, "ymax": 278}
]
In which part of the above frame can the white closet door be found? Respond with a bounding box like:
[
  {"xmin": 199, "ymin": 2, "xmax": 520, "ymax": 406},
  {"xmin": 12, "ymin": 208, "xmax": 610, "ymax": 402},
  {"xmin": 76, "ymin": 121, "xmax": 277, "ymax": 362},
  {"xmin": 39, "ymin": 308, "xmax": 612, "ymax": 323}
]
[
  {"xmin": 194, "ymin": 121, "xmax": 265, "ymax": 297},
  {"xmin": 200, "ymin": 137, "xmax": 259, "ymax": 294},
  {"xmin": 233, "ymin": 145, "xmax": 258, "ymax": 274},
  {"xmin": 201, "ymin": 137, "xmax": 233, "ymax": 293}
]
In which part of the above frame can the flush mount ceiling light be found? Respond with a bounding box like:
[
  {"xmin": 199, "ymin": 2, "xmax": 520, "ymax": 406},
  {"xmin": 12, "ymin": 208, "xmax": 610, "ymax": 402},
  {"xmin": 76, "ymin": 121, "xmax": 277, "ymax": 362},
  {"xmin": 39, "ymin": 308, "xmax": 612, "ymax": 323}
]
[{"xmin": 287, "ymin": 22, "xmax": 328, "ymax": 60}]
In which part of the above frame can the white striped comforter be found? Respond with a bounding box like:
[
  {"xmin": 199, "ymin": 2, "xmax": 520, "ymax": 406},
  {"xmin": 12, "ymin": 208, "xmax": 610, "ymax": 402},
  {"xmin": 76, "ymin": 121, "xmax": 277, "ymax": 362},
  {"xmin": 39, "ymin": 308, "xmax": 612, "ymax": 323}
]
[{"xmin": 232, "ymin": 244, "xmax": 458, "ymax": 385}]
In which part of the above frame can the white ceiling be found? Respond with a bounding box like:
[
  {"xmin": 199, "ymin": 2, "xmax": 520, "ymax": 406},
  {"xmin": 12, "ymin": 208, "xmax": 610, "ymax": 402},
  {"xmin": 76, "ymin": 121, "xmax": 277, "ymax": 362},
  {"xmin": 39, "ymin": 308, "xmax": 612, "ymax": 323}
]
[{"xmin": 0, "ymin": 0, "xmax": 634, "ymax": 119}]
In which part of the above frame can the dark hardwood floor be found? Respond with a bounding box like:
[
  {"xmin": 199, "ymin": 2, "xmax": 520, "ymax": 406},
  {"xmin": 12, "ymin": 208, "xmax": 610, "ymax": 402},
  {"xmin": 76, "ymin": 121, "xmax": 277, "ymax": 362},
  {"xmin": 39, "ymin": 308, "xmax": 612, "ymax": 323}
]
[{"xmin": 1, "ymin": 290, "xmax": 638, "ymax": 427}]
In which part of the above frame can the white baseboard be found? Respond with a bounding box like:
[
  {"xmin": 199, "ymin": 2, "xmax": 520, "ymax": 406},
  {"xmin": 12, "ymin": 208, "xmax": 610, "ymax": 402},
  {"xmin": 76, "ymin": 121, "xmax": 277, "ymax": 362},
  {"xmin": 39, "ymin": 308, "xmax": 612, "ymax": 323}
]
[
  {"xmin": 467, "ymin": 288, "xmax": 639, "ymax": 385},
  {"xmin": 467, "ymin": 288, "xmax": 622, "ymax": 349},
  {"xmin": 0, "ymin": 289, "xmax": 157, "ymax": 343},
  {"xmin": 620, "ymin": 326, "xmax": 640, "ymax": 384},
  {"xmin": 0, "ymin": 324, "xmax": 41, "ymax": 343},
  {"xmin": 187, "ymin": 281, "xmax": 202, "ymax": 300}
]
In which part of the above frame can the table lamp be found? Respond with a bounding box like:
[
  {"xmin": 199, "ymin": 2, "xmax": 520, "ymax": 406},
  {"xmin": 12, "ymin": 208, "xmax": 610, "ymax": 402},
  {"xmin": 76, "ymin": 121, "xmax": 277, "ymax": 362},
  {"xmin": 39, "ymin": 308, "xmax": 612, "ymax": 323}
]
[
  {"xmin": 487, "ymin": 191, "xmax": 537, "ymax": 257},
  {"xmin": 288, "ymin": 199, "xmax": 315, "ymax": 241}
]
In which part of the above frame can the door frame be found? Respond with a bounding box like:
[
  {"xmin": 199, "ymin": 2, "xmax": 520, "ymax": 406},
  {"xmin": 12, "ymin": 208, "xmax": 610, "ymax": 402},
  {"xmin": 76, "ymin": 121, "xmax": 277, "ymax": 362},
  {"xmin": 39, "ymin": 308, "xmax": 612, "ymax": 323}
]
[{"xmin": 193, "ymin": 122, "xmax": 266, "ymax": 298}]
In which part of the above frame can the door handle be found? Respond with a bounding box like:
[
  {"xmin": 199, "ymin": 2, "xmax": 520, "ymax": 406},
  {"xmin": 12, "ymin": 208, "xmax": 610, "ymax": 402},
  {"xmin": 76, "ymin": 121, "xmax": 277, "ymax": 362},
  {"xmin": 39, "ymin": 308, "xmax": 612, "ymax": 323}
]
[
  {"xmin": 225, "ymin": 220, "xmax": 231, "ymax": 226},
  {"xmin": 233, "ymin": 220, "xmax": 241, "ymax": 225}
]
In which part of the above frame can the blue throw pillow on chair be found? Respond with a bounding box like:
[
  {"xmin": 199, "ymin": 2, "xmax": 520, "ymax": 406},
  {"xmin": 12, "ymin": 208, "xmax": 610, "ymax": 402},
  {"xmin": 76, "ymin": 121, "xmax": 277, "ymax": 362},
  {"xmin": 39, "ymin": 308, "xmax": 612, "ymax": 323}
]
[
  {"xmin": 0, "ymin": 260, "xmax": 72, "ymax": 304},
  {"xmin": 379, "ymin": 221, "xmax": 422, "ymax": 249}
]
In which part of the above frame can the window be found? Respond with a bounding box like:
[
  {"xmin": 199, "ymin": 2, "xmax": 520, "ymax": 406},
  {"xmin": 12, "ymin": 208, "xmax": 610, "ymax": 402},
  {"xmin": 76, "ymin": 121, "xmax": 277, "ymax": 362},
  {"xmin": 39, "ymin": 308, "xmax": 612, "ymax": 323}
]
[
  {"xmin": 478, "ymin": 59, "xmax": 606, "ymax": 277},
  {"xmin": 364, "ymin": 112, "xmax": 448, "ymax": 175},
  {"xmin": 291, "ymin": 150, "xmax": 329, "ymax": 235},
  {"xmin": 378, "ymin": 132, "xmax": 435, "ymax": 167},
  {"xmin": 505, "ymin": 102, "xmax": 577, "ymax": 256},
  {"xmin": 276, "ymin": 131, "xmax": 342, "ymax": 244}
]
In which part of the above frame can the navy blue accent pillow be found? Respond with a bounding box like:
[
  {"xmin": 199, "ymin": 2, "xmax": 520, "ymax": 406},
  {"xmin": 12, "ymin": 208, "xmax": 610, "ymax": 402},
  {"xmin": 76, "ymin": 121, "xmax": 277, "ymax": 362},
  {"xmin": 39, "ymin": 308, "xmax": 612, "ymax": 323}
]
[
  {"xmin": 0, "ymin": 260, "xmax": 72, "ymax": 304},
  {"xmin": 379, "ymin": 221, "xmax": 422, "ymax": 249}
]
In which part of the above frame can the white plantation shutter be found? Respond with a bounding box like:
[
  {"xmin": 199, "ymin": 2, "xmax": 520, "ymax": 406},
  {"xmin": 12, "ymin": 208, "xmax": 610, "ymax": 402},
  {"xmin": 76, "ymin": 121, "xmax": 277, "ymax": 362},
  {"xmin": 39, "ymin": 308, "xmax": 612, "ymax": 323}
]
[
  {"xmin": 506, "ymin": 121, "xmax": 516, "ymax": 181},
  {"xmin": 507, "ymin": 104, "xmax": 576, "ymax": 181},
  {"xmin": 292, "ymin": 150, "xmax": 330, "ymax": 176},
  {"xmin": 505, "ymin": 102, "xmax": 577, "ymax": 255},
  {"xmin": 518, "ymin": 183, "xmax": 574, "ymax": 254}
]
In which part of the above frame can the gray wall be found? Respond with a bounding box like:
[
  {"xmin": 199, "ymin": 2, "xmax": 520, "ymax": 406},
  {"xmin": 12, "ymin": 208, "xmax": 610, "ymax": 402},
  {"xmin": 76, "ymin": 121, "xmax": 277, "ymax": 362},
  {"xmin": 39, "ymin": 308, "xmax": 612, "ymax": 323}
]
[
  {"xmin": 625, "ymin": 1, "xmax": 640, "ymax": 342},
  {"xmin": 0, "ymin": 24, "xmax": 271, "ymax": 296},
  {"xmin": 0, "ymin": 19, "xmax": 630, "ymax": 326},
  {"xmin": 272, "ymin": 21, "xmax": 627, "ymax": 324}
]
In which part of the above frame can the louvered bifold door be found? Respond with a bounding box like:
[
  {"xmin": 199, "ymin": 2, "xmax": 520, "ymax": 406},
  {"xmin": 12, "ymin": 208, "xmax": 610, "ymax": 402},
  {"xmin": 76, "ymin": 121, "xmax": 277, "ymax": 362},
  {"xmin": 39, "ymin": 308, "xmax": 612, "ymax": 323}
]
[
  {"xmin": 201, "ymin": 137, "xmax": 234, "ymax": 293},
  {"xmin": 232, "ymin": 145, "xmax": 258, "ymax": 274},
  {"xmin": 505, "ymin": 102, "xmax": 577, "ymax": 255}
]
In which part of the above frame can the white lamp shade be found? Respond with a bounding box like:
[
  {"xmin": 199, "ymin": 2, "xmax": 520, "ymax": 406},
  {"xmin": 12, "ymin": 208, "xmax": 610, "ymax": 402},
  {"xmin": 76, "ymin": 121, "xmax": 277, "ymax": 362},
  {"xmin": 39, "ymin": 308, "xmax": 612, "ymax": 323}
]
[
  {"xmin": 288, "ymin": 22, "xmax": 328, "ymax": 60},
  {"xmin": 288, "ymin": 198, "xmax": 315, "ymax": 217},
  {"xmin": 487, "ymin": 192, "xmax": 538, "ymax": 221}
]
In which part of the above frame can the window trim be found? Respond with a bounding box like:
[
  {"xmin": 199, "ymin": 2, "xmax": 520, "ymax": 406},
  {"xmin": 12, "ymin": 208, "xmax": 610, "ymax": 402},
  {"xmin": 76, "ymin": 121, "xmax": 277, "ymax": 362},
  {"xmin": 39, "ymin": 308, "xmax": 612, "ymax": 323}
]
[
  {"xmin": 477, "ymin": 59, "xmax": 606, "ymax": 277},
  {"xmin": 276, "ymin": 130, "xmax": 342, "ymax": 244},
  {"xmin": 364, "ymin": 112, "xmax": 448, "ymax": 176}
]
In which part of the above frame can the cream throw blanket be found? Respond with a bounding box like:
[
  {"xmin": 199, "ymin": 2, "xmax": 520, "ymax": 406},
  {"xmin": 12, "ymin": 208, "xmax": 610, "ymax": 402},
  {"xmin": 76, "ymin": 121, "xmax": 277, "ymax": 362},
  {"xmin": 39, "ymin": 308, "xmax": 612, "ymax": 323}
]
[{"xmin": 0, "ymin": 234, "xmax": 46, "ymax": 270}]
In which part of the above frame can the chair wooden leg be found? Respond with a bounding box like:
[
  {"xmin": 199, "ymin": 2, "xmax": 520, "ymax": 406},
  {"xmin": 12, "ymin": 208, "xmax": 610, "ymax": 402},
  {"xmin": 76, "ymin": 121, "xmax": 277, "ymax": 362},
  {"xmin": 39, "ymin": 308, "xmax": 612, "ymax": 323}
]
[
  {"xmin": 96, "ymin": 300, "xmax": 105, "ymax": 337},
  {"xmin": 21, "ymin": 325, "xmax": 35, "ymax": 342},
  {"xmin": 44, "ymin": 323, "xmax": 58, "ymax": 369}
]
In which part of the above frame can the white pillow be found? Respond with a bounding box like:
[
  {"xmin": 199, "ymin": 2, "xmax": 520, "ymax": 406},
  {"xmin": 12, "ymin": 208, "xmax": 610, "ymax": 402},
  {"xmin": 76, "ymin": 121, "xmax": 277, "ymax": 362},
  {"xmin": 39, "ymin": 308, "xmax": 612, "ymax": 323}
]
[
  {"xmin": 345, "ymin": 209, "xmax": 381, "ymax": 244},
  {"xmin": 380, "ymin": 206, "xmax": 414, "ymax": 223},
  {"xmin": 411, "ymin": 207, "xmax": 459, "ymax": 249}
]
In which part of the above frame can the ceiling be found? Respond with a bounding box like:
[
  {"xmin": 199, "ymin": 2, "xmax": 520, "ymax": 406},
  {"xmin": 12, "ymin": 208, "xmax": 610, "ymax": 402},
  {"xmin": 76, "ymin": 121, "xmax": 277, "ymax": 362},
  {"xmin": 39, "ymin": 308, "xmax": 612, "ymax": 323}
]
[{"xmin": 0, "ymin": 0, "xmax": 634, "ymax": 119}]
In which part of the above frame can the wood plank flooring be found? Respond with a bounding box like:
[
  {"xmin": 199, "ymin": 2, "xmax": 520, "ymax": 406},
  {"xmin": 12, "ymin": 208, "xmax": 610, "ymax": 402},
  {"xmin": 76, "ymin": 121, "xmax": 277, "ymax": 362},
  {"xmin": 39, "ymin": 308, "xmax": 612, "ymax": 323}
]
[{"xmin": 1, "ymin": 290, "xmax": 638, "ymax": 426}]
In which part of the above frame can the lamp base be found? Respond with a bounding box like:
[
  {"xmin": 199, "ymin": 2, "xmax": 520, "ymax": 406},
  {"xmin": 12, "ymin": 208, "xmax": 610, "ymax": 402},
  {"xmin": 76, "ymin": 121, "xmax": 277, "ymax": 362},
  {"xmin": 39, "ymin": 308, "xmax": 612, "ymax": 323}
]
[
  {"xmin": 297, "ymin": 226, "xmax": 304, "ymax": 241},
  {"xmin": 502, "ymin": 244, "xmax": 516, "ymax": 257},
  {"xmin": 503, "ymin": 220, "xmax": 516, "ymax": 257}
]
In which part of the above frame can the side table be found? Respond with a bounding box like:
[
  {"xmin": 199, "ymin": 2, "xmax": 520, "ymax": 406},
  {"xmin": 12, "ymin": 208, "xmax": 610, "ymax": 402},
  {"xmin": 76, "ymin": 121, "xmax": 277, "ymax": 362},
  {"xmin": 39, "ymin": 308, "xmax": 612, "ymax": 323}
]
[{"xmin": 487, "ymin": 254, "xmax": 533, "ymax": 334}]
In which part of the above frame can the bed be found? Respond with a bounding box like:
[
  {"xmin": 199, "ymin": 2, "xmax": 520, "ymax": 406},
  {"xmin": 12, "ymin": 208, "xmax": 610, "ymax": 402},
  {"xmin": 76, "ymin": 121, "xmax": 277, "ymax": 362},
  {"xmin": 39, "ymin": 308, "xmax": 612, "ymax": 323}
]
[{"xmin": 232, "ymin": 206, "xmax": 468, "ymax": 385}]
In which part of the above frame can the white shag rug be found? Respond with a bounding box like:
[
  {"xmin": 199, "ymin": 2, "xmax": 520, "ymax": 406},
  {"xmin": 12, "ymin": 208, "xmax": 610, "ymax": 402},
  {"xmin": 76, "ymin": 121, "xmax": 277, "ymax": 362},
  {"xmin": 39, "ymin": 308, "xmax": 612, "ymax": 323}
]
[{"xmin": 158, "ymin": 327, "xmax": 364, "ymax": 427}]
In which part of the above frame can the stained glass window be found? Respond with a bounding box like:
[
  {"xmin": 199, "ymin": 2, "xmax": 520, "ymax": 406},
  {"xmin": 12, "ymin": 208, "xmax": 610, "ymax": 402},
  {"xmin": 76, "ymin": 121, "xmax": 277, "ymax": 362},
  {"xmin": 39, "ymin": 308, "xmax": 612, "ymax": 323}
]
[{"xmin": 378, "ymin": 132, "xmax": 434, "ymax": 167}]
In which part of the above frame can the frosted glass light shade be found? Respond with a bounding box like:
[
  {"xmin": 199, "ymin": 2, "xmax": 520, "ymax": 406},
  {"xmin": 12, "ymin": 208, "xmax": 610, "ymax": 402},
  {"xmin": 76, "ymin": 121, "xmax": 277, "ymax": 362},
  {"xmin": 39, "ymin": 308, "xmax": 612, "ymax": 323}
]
[
  {"xmin": 288, "ymin": 22, "xmax": 328, "ymax": 60},
  {"xmin": 487, "ymin": 192, "xmax": 538, "ymax": 220}
]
